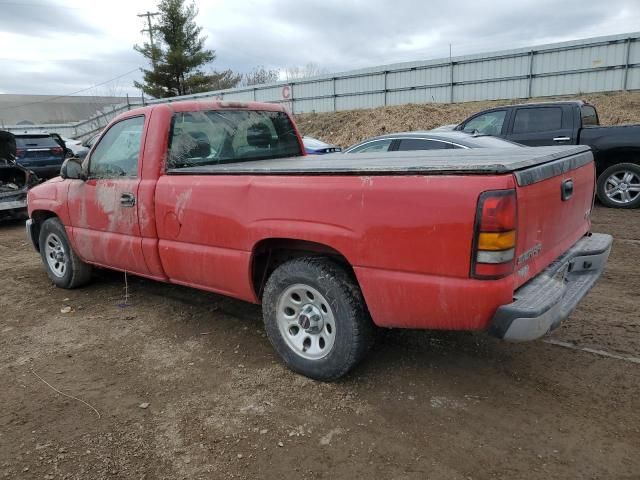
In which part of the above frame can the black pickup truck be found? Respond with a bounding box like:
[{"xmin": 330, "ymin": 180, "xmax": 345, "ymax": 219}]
[{"xmin": 454, "ymin": 100, "xmax": 640, "ymax": 208}]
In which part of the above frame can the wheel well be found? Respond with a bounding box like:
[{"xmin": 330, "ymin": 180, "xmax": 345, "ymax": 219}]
[
  {"xmin": 251, "ymin": 239, "xmax": 354, "ymax": 300},
  {"xmin": 595, "ymin": 148, "xmax": 640, "ymax": 177},
  {"xmin": 29, "ymin": 210, "xmax": 58, "ymax": 251}
]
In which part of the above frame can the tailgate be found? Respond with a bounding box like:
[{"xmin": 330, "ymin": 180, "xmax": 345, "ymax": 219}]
[{"xmin": 512, "ymin": 149, "xmax": 595, "ymax": 288}]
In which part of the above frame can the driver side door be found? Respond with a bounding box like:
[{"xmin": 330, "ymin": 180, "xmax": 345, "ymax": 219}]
[{"xmin": 67, "ymin": 115, "xmax": 151, "ymax": 275}]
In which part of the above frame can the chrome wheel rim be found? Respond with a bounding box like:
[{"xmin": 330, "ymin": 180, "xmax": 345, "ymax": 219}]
[
  {"xmin": 44, "ymin": 233, "xmax": 67, "ymax": 278},
  {"xmin": 604, "ymin": 170, "xmax": 640, "ymax": 205},
  {"xmin": 276, "ymin": 283, "xmax": 336, "ymax": 360}
]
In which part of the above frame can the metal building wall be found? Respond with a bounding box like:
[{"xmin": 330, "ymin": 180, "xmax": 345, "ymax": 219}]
[
  {"xmin": 140, "ymin": 31, "xmax": 640, "ymax": 114},
  {"xmin": 4, "ymin": 31, "xmax": 639, "ymax": 139}
]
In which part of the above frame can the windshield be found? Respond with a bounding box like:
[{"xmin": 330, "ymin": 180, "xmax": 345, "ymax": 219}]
[
  {"xmin": 303, "ymin": 137, "xmax": 330, "ymax": 148},
  {"xmin": 168, "ymin": 110, "xmax": 303, "ymax": 169}
]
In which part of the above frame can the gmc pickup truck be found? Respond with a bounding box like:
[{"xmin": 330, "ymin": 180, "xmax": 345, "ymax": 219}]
[
  {"xmin": 455, "ymin": 101, "xmax": 640, "ymax": 208},
  {"xmin": 26, "ymin": 101, "xmax": 612, "ymax": 380}
]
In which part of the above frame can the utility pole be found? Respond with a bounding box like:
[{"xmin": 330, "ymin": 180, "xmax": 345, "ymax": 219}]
[
  {"xmin": 138, "ymin": 11, "xmax": 161, "ymax": 66},
  {"xmin": 449, "ymin": 43, "xmax": 454, "ymax": 103}
]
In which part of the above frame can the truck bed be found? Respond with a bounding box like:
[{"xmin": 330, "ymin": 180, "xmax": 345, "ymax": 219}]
[{"xmin": 168, "ymin": 145, "xmax": 592, "ymax": 184}]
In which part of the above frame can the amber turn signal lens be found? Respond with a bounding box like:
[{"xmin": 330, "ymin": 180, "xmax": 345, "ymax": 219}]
[{"xmin": 477, "ymin": 230, "xmax": 517, "ymax": 251}]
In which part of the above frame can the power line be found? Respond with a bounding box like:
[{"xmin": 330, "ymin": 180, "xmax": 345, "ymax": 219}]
[{"xmin": 0, "ymin": 68, "xmax": 141, "ymax": 112}]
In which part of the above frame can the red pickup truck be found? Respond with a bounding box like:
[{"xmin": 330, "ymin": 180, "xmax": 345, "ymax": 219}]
[{"xmin": 26, "ymin": 101, "xmax": 612, "ymax": 380}]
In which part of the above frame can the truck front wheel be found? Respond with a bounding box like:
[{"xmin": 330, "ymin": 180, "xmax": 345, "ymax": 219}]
[
  {"xmin": 597, "ymin": 163, "xmax": 640, "ymax": 208},
  {"xmin": 38, "ymin": 217, "xmax": 92, "ymax": 289},
  {"xmin": 262, "ymin": 257, "xmax": 374, "ymax": 380}
]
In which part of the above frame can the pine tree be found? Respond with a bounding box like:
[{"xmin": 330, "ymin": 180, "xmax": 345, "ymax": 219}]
[{"xmin": 134, "ymin": 0, "xmax": 233, "ymax": 98}]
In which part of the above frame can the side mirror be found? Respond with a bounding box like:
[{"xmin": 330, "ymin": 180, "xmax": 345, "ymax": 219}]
[{"xmin": 60, "ymin": 157, "xmax": 86, "ymax": 180}]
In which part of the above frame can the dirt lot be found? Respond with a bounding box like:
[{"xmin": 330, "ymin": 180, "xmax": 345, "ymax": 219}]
[
  {"xmin": 0, "ymin": 206, "xmax": 639, "ymax": 480},
  {"xmin": 295, "ymin": 91, "xmax": 640, "ymax": 148}
]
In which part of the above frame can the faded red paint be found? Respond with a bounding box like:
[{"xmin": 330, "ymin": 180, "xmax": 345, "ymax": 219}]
[{"xmin": 27, "ymin": 100, "xmax": 595, "ymax": 331}]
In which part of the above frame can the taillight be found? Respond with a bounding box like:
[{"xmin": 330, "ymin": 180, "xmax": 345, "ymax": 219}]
[
  {"xmin": 471, "ymin": 189, "xmax": 517, "ymax": 279},
  {"xmin": 16, "ymin": 148, "xmax": 25, "ymax": 158},
  {"xmin": 52, "ymin": 146, "xmax": 64, "ymax": 155}
]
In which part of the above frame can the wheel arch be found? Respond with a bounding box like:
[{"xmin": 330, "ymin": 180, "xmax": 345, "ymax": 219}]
[
  {"xmin": 594, "ymin": 147, "xmax": 640, "ymax": 177},
  {"xmin": 29, "ymin": 210, "xmax": 59, "ymax": 251},
  {"xmin": 250, "ymin": 238, "xmax": 356, "ymax": 301}
]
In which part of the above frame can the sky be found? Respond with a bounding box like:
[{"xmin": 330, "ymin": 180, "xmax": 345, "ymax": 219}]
[{"xmin": 0, "ymin": 0, "xmax": 639, "ymax": 97}]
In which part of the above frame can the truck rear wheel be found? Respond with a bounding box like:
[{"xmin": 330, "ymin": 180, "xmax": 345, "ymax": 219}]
[
  {"xmin": 262, "ymin": 257, "xmax": 374, "ymax": 380},
  {"xmin": 597, "ymin": 163, "xmax": 640, "ymax": 208},
  {"xmin": 38, "ymin": 217, "xmax": 92, "ymax": 289}
]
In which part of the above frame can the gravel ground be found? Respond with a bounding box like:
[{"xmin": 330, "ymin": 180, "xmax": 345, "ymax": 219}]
[{"xmin": 0, "ymin": 205, "xmax": 639, "ymax": 479}]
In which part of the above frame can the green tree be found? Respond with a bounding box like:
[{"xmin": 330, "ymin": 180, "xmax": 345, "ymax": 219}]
[
  {"xmin": 208, "ymin": 69, "xmax": 243, "ymax": 91},
  {"xmin": 134, "ymin": 0, "xmax": 226, "ymax": 97}
]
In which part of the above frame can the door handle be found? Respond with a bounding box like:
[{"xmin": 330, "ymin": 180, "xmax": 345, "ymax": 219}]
[
  {"xmin": 120, "ymin": 193, "xmax": 136, "ymax": 207},
  {"xmin": 553, "ymin": 136, "xmax": 571, "ymax": 142}
]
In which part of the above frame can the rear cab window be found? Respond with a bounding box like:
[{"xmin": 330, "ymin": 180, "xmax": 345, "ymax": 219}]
[
  {"xmin": 15, "ymin": 135, "xmax": 59, "ymax": 148},
  {"xmin": 513, "ymin": 107, "xmax": 562, "ymax": 133},
  {"xmin": 580, "ymin": 105, "xmax": 599, "ymax": 126},
  {"xmin": 167, "ymin": 109, "xmax": 302, "ymax": 169}
]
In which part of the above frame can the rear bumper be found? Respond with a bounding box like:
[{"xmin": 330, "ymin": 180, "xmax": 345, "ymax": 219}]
[{"xmin": 488, "ymin": 233, "xmax": 613, "ymax": 341}]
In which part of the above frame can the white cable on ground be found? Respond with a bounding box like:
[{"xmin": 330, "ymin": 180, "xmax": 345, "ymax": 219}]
[
  {"xmin": 543, "ymin": 339, "xmax": 640, "ymax": 365},
  {"xmin": 30, "ymin": 369, "xmax": 101, "ymax": 419}
]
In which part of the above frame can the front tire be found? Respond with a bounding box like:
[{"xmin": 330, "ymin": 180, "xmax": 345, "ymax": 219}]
[
  {"xmin": 38, "ymin": 217, "xmax": 92, "ymax": 288},
  {"xmin": 262, "ymin": 257, "xmax": 374, "ymax": 380},
  {"xmin": 596, "ymin": 163, "xmax": 640, "ymax": 208}
]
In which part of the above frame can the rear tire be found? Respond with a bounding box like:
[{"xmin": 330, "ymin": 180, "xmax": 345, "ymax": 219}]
[
  {"xmin": 262, "ymin": 257, "xmax": 374, "ymax": 381},
  {"xmin": 38, "ymin": 217, "xmax": 92, "ymax": 288},
  {"xmin": 596, "ymin": 163, "xmax": 640, "ymax": 209}
]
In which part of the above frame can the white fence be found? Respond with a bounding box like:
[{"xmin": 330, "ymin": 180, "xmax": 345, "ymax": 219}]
[{"xmin": 4, "ymin": 31, "xmax": 639, "ymax": 140}]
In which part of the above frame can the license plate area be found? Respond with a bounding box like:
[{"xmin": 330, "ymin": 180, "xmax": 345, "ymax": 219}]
[{"xmin": 568, "ymin": 253, "xmax": 604, "ymax": 274}]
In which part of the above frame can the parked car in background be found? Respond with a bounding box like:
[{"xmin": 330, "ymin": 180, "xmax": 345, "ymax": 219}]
[
  {"xmin": 14, "ymin": 133, "xmax": 66, "ymax": 179},
  {"xmin": 60, "ymin": 136, "xmax": 90, "ymax": 158},
  {"xmin": 344, "ymin": 131, "xmax": 521, "ymax": 153},
  {"xmin": 302, "ymin": 136, "xmax": 342, "ymax": 154},
  {"xmin": 48, "ymin": 133, "xmax": 74, "ymax": 158},
  {"xmin": 72, "ymin": 132, "xmax": 101, "ymax": 160},
  {"xmin": 454, "ymin": 100, "xmax": 640, "ymax": 208},
  {"xmin": 430, "ymin": 124, "xmax": 457, "ymax": 132},
  {"xmin": 83, "ymin": 133, "xmax": 101, "ymax": 148},
  {"xmin": 0, "ymin": 131, "xmax": 40, "ymax": 220}
]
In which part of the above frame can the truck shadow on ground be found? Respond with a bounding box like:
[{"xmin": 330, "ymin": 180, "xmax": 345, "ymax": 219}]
[{"xmin": 89, "ymin": 268, "xmax": 527, "ymax": 382}]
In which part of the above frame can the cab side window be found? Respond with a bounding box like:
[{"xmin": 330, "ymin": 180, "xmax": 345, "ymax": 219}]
[
  {"xmin": 513, "ymin": 107, "xmax": 562, "ymax": 134},
  {"xmin": 347, "ymin": 139, "xmax": 393, "ymax": 153},
  {"xmin": 89, "ymin": 116, "xmax": 145, "ymax": 178},
  {"xmin": 462, "ymin": 111, "xmax": 507, "ymax": 136},
  {"xmin": 396, "ymin": 139, "xmax": 453, "ymax": 150}
]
